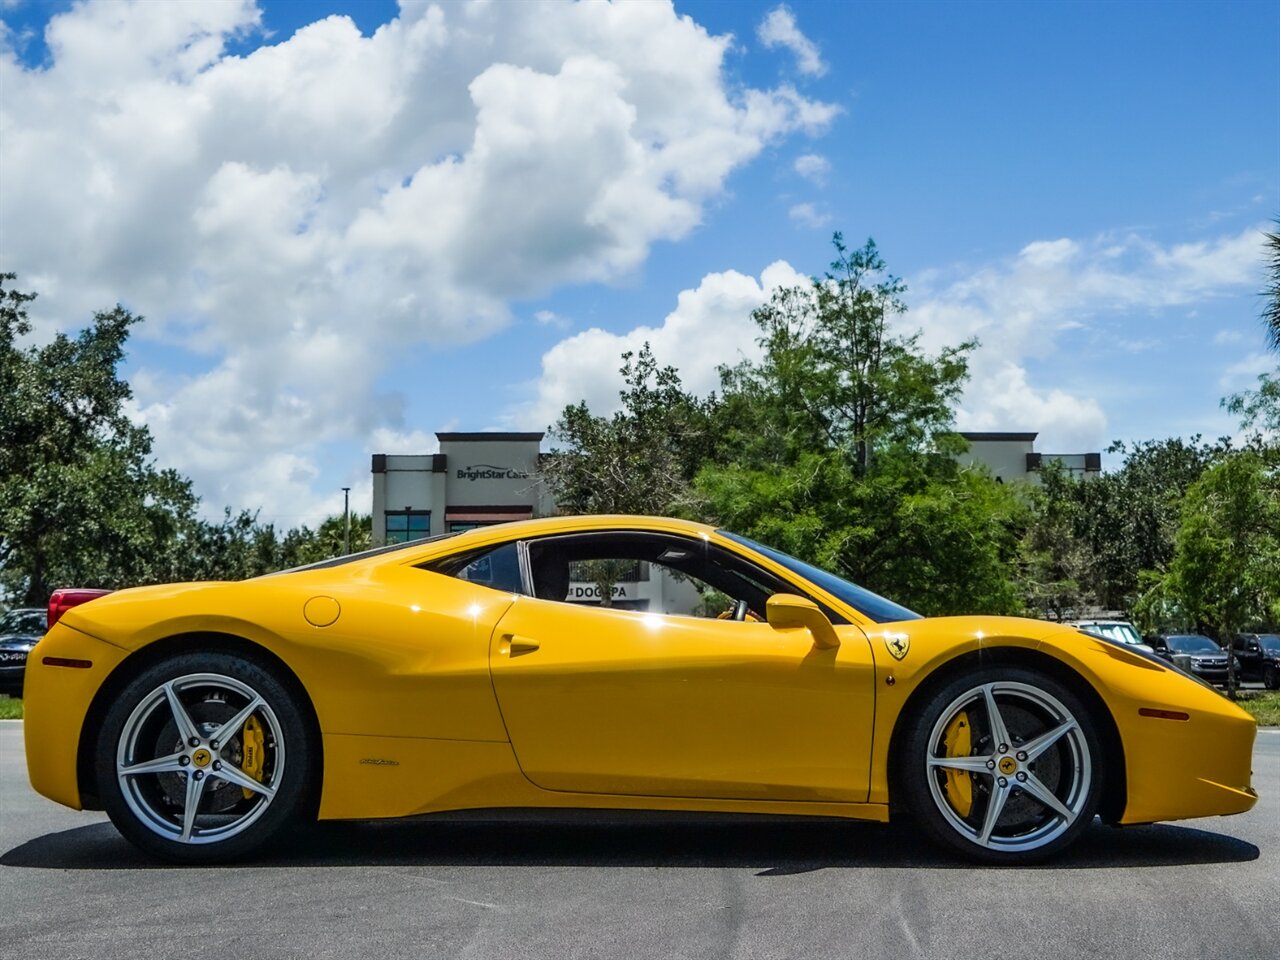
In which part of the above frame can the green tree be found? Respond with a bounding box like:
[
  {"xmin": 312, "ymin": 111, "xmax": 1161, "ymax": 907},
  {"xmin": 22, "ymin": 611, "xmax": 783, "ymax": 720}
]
[
  {"xmin": 1225, "ymin": 370, "xmax": 1280, "ymax": 461},
  {"xmin": 0, "ymin": 275, "xmax": 203, "ymax": 603},
  {"xmin": 697, "ymin": 235, "xmax": 1024, "ymax": 616},
  {"xmin": 542, "ymin": 344, "xmax": 714, "ymax": 515},
  {"xmin": 1018, "ymin": 462, "xmax": 1097, "ymax": 620},
  {"xmin": 1017, "ymin": 436, "xmax": 1226, "ymax": 616},
  {"xmin": 1163, "ymin": 453, "xmax": 1280, "ymax": 696},
  {"xmin": 1263, "ymin": 222, "xmax": 1280, "ymax": 353},
  {"xmin": 713, "ymin": 235, "xmax": 973, "ymax": 475}
]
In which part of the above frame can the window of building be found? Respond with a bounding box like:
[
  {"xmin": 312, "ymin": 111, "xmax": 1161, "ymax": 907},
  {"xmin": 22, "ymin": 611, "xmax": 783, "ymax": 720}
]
[{"xmin": 385, "ymin": 510, "xmax": 431, "ymax": 544}]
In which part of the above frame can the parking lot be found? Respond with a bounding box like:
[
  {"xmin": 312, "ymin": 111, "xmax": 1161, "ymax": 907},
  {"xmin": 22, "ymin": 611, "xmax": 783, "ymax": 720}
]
[{"xmin": 2, "ymin": 720, "xmax": 1277, "ymax": 960}]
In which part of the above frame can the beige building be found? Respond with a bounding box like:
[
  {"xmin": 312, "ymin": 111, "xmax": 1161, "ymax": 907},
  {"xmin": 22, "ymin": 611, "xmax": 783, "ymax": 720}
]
[
  {"xmin": 954, "ymin": 432, "xmax": 1101, "ymax": 484},
  {"xmin": 371, "ymin": 432, "xmax": 555, "ymax": 544}
]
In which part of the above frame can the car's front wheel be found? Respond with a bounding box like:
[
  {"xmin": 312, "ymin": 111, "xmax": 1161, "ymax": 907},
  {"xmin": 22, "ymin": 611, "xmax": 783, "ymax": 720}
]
[
  {"xmin": 900, "ymin": 666, "xmax": 1103, "ymax": 864},
  {"xmin": 96, "ymin": 651, "xmax": 315, "ymax": 862},
  {"xmin": 1264, "ymin": 664, "xmax": 1279, "ymax": 691}
]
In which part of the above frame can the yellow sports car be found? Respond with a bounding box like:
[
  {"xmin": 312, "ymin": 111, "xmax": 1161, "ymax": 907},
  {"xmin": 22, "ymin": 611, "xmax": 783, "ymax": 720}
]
[{"xmin": 24, "ymin": 515, "xmax": 1257, "ymax": 864}]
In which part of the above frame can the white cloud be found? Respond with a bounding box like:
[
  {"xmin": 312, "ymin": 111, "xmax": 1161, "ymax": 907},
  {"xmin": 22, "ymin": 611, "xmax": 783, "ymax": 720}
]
[
  {"xmin": 1218, "ymin": 351, "xmax": 1275, "ymax": 390},
  {"xmin": 1213, "ymin": 329, "xmax": 1247, "ymax": 346},
  {"xmin": 793, "ymin": 152, "xmax": 830, "ymax": 185},
  {"xmin": 511, "ymin": 260, "xmax": 808, "ymax": 434},
  {"xmin": 534, "ymin": 309, "xmax": 569, "ymax": 329},
  {"xmin": 789, "ymin": 202, "xmax": 831, "ymax": 229},
  {"xmin": 366, "ymin": 427, "xmax": 439, "ymax": 456},
  {"xmin": 954, "ymin": 364, "xmax": 1108, "ymax": 455},
  {"xmin": 758, "ymin": 5, "xmax": 827, "ymax": 77},
  {"xmin": 1, "ymin": 0, "xmax": 835, "ymax": 518},
  {"xmin": 912, "ymin": 225, "xmax": 1266, "ymax": 451},
  {"xmin": 516, "ymin": 224, "xmax": 1264, "ymax": 458}
]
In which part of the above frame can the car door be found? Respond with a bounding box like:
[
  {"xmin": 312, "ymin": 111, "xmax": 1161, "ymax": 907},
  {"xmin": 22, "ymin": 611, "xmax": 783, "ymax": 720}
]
[{"xmin": 487, "ymin": 537, "xmax": 877, "ymax": 803}]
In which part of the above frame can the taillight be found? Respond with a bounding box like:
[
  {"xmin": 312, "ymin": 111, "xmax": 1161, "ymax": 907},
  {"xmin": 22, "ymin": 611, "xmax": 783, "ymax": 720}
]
[{"xmin": 47, "ymin": 588, "xmax": 113, "ymax": 629}]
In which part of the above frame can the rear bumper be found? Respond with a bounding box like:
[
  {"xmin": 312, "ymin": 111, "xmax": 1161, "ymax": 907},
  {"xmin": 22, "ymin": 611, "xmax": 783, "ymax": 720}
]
[{"xmin": 24, "ymin": 624, "xmax": 128, "ymax": 810}]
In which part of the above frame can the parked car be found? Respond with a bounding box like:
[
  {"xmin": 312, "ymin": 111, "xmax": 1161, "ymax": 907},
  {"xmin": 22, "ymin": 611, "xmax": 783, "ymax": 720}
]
[
  {"xmin": 1148, "ymin": 634, "xmax": 1239, "ymax": 685},
  {"xmin": 1068, "ymin": 620, "xmax": 1154, "ymax": 654},
  {"xmin": 23, "ymin": 516, "xmax": 1258, "ymax": 866},
  {"xmin": 1231, "ymin": 634, "xmax": 1280, "ymax": 689},
  {"xmin": 0, "ymin": 607, "xmax": 47, "ymax": 695}
]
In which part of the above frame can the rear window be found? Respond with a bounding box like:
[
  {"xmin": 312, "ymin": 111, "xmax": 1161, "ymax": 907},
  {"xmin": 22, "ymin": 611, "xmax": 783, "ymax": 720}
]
[{"xmin": 260, "ymin": 533, "xmax": 460, "ymax": 576}]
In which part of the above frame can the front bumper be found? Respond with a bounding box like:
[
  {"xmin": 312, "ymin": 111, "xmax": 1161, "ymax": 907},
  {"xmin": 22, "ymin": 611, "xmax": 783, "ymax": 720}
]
[{"xmin": 1120, "ymin": 672, "xmax": 1257, "ymax": 824}]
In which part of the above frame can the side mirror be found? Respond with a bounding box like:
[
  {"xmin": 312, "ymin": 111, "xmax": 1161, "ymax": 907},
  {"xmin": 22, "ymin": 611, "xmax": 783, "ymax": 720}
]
[{"xmin": 766, "ymin": 594, "xmax": 839, "ymax": 650}]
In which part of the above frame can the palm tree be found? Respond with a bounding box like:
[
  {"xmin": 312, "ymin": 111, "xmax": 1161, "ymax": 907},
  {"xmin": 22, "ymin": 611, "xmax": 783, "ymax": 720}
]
[{"xmin": 1265, "ymin": 221, "xmax": 1280, "ymax": 353}]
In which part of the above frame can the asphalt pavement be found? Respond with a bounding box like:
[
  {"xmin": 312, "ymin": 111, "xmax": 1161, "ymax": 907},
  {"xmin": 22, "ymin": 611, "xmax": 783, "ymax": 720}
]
[{"xmin": 2, "ymin": 720, "xmax": 1277, "ymax": 960}]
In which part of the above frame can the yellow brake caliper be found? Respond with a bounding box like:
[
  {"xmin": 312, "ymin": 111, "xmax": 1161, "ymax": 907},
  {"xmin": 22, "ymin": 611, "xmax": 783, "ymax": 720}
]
[
  {"xmin": 942, "ymin": 710, "xmax": 973, "ymax": 818},
  {"xmin": 241, "ymin": 715, "xmax": 265, "ymax": 799}
]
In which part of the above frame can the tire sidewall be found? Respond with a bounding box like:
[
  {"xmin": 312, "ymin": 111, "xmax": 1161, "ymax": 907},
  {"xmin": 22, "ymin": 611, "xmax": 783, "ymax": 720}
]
[
  {"xmin": 96, "ymin": 650, "xmax": 313, "ymax": 863},
  {"xmin": 900, "ymin": 665, "xmax": 1104, "ymax": 865}
]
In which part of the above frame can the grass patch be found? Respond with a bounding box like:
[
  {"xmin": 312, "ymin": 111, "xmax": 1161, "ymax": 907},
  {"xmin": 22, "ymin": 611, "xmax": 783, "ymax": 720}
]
[
  {"xmin": 1236, "ymin": 690, "xmax": 1280, "ymax": 726},
  {"xmin": 0, "ymin": 696, "xmax": 23, "ymax": 720}
]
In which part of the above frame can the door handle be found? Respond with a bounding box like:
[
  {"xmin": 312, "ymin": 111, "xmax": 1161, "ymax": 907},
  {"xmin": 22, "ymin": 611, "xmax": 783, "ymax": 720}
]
[{"xmin": 503, "ymin": 633, "xmax": 540, "ymax": 656}]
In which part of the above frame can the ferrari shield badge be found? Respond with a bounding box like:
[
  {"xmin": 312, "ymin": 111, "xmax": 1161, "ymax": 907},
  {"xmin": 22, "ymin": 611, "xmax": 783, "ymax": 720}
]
[{"xmin": 884, "ymin": 632, "xmax": 910, "ymax": 661}]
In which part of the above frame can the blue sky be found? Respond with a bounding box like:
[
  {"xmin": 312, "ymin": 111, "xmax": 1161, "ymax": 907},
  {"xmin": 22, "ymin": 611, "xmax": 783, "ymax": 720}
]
[{"xmin": 1, "ymin": 0, "xmax": 1276, "ymax": 527}]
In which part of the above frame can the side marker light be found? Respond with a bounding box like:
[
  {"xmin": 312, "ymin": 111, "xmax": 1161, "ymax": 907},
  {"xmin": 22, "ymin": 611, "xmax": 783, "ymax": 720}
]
[
  {"xmin": 43, "ymin": 657, "xmax": 93, "ymax": 669},
  {"xmin": 1138, "ymin": 708, "xmax": 1190, "ymax": 721}
]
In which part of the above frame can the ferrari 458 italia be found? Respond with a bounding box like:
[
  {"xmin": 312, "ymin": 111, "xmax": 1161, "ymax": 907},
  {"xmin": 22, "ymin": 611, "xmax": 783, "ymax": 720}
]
[{"xmin": 23, "ymin": 516, "xmax": 1257, "ymax": 864}]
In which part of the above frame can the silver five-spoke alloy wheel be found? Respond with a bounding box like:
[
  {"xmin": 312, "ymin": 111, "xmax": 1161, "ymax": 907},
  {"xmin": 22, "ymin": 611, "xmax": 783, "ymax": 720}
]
[
  {"xmin": 918, "ymin": 676, "xmax": 1097, "ymax": 858},
  {"xmin": 115, "ymin": 672, "xmax": 285, "ymax": 846}
]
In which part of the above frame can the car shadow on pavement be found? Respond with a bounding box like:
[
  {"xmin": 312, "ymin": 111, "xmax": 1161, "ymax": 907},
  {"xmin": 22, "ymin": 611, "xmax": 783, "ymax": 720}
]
[{"xmin": 1, "ymin": 815, "xmax": 1260, "ymax": 873}]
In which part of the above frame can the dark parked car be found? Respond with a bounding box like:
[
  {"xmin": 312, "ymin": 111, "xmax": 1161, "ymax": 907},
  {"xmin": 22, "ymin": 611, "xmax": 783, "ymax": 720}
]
[
  {"xmin": 0, "ymin": 607, "xmax": 46, "ymax": 695},
  {"xmin": 1232, "ymin": 634, "xmax": 1280, "ymax": 689},
  {"xmin": 1148, "ymin": 634, "xmax": 1239, "ymax": 685}
]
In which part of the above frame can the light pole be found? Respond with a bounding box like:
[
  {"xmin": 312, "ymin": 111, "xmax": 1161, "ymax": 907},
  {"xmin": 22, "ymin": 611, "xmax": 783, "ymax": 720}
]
[{"xmin": 341, "ymin": 487, "xmax": 351, "ymax": 555}]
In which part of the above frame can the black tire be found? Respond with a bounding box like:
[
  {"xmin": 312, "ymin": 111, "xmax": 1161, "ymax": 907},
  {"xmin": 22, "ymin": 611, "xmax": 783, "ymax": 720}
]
[
  {"xmin": 899, "ymin": 665, "xmax": 1104, "ymax": 865},
  {"xmin": 1265, "ymin": 665, "xmax": 1279, "ymax": 691},
  {"xmin": 96, "ymin": 650, "xmax": 315, "ymax": 863}
]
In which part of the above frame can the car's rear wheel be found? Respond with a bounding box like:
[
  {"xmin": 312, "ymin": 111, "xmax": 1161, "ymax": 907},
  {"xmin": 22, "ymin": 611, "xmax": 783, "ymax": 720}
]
[
  {"xmin": 901, "ymin": 666, "xmax": 1103, "ymax": 864},
  {"xmin": 1264, "ymin": 664, "xmax": 1279, "ymax": 690},
  {"xmin": 96, "ymin": 651, "xmax": 314, "ymax": 863}
]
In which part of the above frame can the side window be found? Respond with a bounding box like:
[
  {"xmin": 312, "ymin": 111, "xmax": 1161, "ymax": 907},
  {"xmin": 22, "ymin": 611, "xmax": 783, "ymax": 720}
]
[
  {"xmin": 523, "ymin": 532, "xmax": 835, "ymax": 622},
  {"xmin": 421, "ymin": 542, "xmax": 525, "ymax": 595}
]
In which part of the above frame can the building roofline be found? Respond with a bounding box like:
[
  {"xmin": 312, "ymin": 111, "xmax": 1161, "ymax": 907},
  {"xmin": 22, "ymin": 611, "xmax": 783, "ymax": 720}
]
[
  {"xmin": 436, "ymin": 432, "xmax": 545, "ymax": 442},
  {"xmin": 956, "ymin": 431, "xmax": 1039, "ymax": 442}
]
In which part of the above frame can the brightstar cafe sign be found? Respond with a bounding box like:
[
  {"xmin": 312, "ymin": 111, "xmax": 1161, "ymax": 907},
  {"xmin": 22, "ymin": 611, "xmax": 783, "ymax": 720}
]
[{"xmin": 456, "ymin": 464, "xmax": 528, "ymax": 482}]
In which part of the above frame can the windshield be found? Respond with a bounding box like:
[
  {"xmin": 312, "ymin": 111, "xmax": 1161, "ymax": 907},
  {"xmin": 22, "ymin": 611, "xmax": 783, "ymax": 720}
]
[
  {"xmin": 0, "ymin": 609, "xmax": 45, "ymax": 634},
  {"xmin": 1079, "ymin": 623, "xmax": 1144, "ymax": 645},
  {"xmin": 1167, "ymin": 635, "xmax": 1221, "ymax": 654},
  {"xmin": 1258, "ymin": 635, "xmax": 1280, "ymax": 654},
  {"xmin": 720, "ymin": 531, "xmax": 921, "ymax": 624}
]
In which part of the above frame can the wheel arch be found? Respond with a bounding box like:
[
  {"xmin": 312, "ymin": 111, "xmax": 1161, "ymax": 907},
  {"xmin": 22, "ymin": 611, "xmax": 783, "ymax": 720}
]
[
  {"xmin": 76, "ymin": 632, "xmax": 323, "ymax": 814},
  {"xmin": 886, "ymin": 645, "xmax": 1127, "ymax": 825}
]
